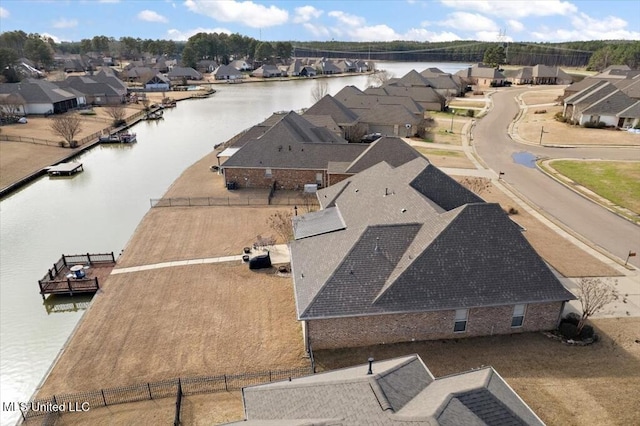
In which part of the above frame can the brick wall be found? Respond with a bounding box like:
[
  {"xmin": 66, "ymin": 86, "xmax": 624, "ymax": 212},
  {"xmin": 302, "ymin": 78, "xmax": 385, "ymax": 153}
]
[
  {"xmin": 225, "ymin": 168, "xmax": 326, "ymax": 190},
  {"xmin": 307, "ymin": 302, "xmax": 563, "ymax": 350},
  {"xmin": 328, "ymin": 173, "xmax": 352, "ymax": 186}
]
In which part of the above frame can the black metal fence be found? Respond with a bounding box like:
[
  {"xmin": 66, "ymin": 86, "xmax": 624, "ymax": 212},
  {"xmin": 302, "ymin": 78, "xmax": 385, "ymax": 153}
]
[
  {"xmin": 150, "ymin": 197, "xmax": 269, "ymax": 207},
  {"xmin": 22, "ymin": 366, "xmax": 311, "ymax": 421}
]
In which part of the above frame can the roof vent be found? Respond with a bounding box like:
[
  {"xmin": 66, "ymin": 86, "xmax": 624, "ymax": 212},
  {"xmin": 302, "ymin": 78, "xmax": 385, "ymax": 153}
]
[
  {"xmin": 355, "ymin": 189, "xmax": 359, "ymax": 193},
  {"xmin": 401, "ymin": 208, "xmax": 407, "ymax": 213}
]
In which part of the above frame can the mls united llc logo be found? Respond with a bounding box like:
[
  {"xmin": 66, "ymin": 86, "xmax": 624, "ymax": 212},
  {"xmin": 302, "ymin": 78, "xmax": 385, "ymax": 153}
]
[{"xmin": 3, "ymin": 400, "xmax": 90, "ymax": 413}]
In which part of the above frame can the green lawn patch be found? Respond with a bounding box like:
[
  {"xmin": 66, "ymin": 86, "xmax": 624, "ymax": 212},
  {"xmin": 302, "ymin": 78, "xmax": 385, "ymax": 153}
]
[
  {"xmin": 415, "ymin": 147, "xmax": 463, "ymax": 158},
  {"xmin": 551, "ymin": 160, "xmax": 640, "ymax": 214}
]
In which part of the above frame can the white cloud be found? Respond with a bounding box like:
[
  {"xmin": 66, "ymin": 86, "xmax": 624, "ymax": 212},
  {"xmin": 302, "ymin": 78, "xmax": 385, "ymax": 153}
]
[
  {"xmin": 166, "ymin": 27, "xmax": 231, "ymax": 41},
  {"xmin": 507, "ymin": 19, "xmax": 524, "ymax": 32},
  {"xmin": 138, "ymin": 10, "xmax": 168, "ymax": 23},
  {"xmin": 328, "ymin": 10, "xmax": 366, "ymax": 27},
  {"xmin": 0, "ymin": 7, "xmax": 9, "ymax": 18},
  {"xmin": 440, "ymin": 0, "xmax": 577, "ymax": 18},
  {"xmin": 403, "ymin": 28, "xmax": 462, "ymax": 42},
  {"xmin": 349, "ymin": 24, "xmax": 401, "ymax": 42},
  {"xmin": 41, "ymin": 33, "xmax": 63, "ymax": 43},
  {"xmin": 184, "ymin": 0, "xmax": 288, "ymax": 28},
  {"xmin": 303, "ymin": 22, "xmax": 331, "ymax": 38},
  {"xmin": 531, "ymin": 12, "xmax": 640, "ymax": 41},
  {"xmin": 293, "ymin": 5, "xmax": 322, "ymax": 23},
  {"xmin": 440, "ymin": 12, "xmax": 497, "ymax": 32},
  {"xmin": 52, "ymin": 18, "xmax": 78, "ymax": 29}
]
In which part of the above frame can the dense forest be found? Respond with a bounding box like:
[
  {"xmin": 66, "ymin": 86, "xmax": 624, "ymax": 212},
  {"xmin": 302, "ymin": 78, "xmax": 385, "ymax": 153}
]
[
  {"xmin": 0, "ymin": 29, "xmax": 638, "ymax": 83},
  {"xmin": 293, "ymin": 40, "xmax": 640, "ymax": 69}
]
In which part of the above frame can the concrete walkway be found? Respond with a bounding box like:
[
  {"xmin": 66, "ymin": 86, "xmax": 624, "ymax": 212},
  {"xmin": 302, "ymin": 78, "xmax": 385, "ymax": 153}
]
[{"xmin": 111, "ymin": 244, "xmax": 291, "ymax": 275}]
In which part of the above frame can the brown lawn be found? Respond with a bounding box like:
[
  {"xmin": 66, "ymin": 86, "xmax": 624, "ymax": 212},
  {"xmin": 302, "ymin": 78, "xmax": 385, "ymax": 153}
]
[
  {"xmin": 37, "ymin": 262, "xmax": 307, "ymax": 396},
  {"xmin": 414, "ymin": 146, "xmax": 476, "ymax": 169},
  {"xmin": 0, "ymin": 141, "xmax": 68, "ymax": 189},
  {"xmin": 313, "ymin": 317, "xmax": 640, "ymax": 426}
]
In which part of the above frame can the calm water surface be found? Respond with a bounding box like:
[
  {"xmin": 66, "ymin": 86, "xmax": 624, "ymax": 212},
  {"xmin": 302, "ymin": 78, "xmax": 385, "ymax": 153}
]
[{"xmin": 0, "ymin": 62, "xmax": 467, "ymax": 425}]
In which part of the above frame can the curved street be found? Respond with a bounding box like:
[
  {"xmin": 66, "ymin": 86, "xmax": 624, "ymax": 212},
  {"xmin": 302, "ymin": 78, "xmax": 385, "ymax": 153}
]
[{"xmin": 472, "ymin": 88, "xmax": 640, "ymax": 269}]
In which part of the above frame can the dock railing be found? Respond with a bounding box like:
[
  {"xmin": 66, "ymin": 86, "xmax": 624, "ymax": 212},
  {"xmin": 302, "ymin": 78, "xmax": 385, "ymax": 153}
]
[
  {"xmin": 21, "ymin": 366, "xmax": 312, "ymax": 422},
  {"xmin": 38, "ymin": 253, "xmax": 116, "ymax": 297}
]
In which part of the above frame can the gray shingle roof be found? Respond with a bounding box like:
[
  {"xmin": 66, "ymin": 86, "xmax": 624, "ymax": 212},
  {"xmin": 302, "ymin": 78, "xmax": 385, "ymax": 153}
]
[
  {"xmin": 232, "ymin": 354, "xmax": 544, "ymax": 426},
  {"xmin": 344, "ymin": 136, "xmax": 424, "ymax": 174},
  {"xmin": 222, "ymin": 111, "xmax": 367, "ymax": 170},
  {"xmin": 291, "ymin": 158, "xmax": 573, "ymax": 320},
  {"xmin": 0, "ymin": 78, "xmax": 77, "ymax": 103},
  {"xmin": 292, "ymin": 206, "xmax": 345, "ymax": 240},
  {"xmin": 581, "ymin": 89, "xmax": 636, "ymax": 116},
  {"xmin": 303, "ymin": 94, "xmax": 359, "ymax": 125}
]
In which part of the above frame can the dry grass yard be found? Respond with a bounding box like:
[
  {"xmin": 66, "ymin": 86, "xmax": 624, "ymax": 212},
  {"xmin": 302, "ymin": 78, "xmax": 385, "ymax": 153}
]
[
  {"xmin": 313, "ymin": 317, "xmax": 640, "ymax": 426},
  {"xmin": 414, "ymin": 146, "xmax": 476, "ymax": 169},
  {"xmin": 0, "ymin": 141, "xmax": 68, "ymax": 189},
  {"xmin": 37, "ymin": 262, "xmax": 307, "ymax": 396}
]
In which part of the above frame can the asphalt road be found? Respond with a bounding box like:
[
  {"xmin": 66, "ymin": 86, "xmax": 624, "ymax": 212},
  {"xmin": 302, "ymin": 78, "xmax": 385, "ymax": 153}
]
[{"xmin": 472, "ymin": 88, "xmax": 640, "ymax": 269}]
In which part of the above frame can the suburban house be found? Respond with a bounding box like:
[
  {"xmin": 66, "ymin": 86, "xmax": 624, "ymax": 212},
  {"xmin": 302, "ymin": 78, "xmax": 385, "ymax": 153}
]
[
  {"xmin": 230, "ymin": 59, "xmax": 253, "ymax": 71},
  {"xmin": 290, "ymin": 157, "xmax": 574, "ymax": 350},
  {"xmin": 389, "ymin": 69, "xmax": 463, "ymax": 98},
  {"xmin": 231, "ymin": 354, "xmax": 544, "ymax": 425},
  {"xmin": 212, "ymin": 64, "xmax": 243, "ymax": 81},
  {"xmin": 57, "ymin": 75, "xmax": 125, "ymax": 105},
  {"xmin": 513, "ymin": 65, "xmax": 573, "ymax": 85},
  {"xmin": 563, "ymin": 80, "xmax": 640, "ymax": 128},
  {"xmin": 220, "ymin": 111, "xmax": 365, "ymax": 189},
  {"xmin": 195, "ymin": 59, "xmax": 218, "ymax": 73},
  {"xmin": 0, "ymin": 78, "xmax": 81, "ymax": 114},
  {"xmin": 287, "ymin": 59, "xmax": 304, "ymax": 76},
  {"xmin": 251, "ymin": 65, "xmax": 282, "ymax": 78},
  {"xmin": 220, "ymin": 111, "xmax": 422, "ymax": 190},
  {"xmin": 92, "ymin": 68, "xmax": 128, "ymax": 99},
  {"xmin": 365, "ymin": 85, "xmax": 445, "ymax": 111},
  {"xmin": 315, "ymin": 59, "xmax": 342, "ymax": 75},
  {"xmin": 121, "ymin": 66, "xmax": 155, "ymax": 83},
  {"xmin": 302, "ymin": 94, "xmax": 362, "ymax": 140},
  {"xmin": 456, "ymin": 63, "xmax": 506, "ymax": 87},
  {"xmin": 167, "ymin": 66, "xmax": 203, "ymax": 81},
  {"xmin": 143, "ymin": 73, "xmax": 171, "ymax": 91}
]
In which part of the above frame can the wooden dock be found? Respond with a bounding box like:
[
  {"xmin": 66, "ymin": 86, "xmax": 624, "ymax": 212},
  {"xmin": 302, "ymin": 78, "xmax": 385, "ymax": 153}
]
[
  {"xmin": 38, "ymin": 252, "xmax": 116, "ymax": 299},
  {"xmin": 45, "ymin": 162, "xmax": 83, "ymax": 176}
]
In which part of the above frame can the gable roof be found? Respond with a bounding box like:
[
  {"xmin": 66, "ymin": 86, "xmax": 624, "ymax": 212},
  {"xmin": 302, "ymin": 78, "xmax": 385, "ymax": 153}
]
[
  {"xmin": 213, "ymin": 64, "xmax": 242, "ymax": 77},
  {"xmin": 291, "ymin": 158, "xmax": 573, "ymax": 320},
  {"xmin": 336, "ymin": 93, "xmax": 424, "ymax": 116},
  {"xmin": 0, "ymin": 78, "xmax": 78, "ymax": 103},
  {"xmin": 57, "ymin": 75, "xmax": 121, "ymax": 97},
  {"xmin": 303, "ymin": 94, "xmax": 359, "ymax": 125},
  {"xmin": 234, "ymin": 354, "xmax": 544, "ymax": 426},
  {"xmin": 343, "ymin": 136, "xmax": 424, "ymax": 174},
  {"xmin": 222, "ymin": 111, "xmax": 366, "ymax": 170},
  {"xmin": 581, "ymin": 88, "xmax": 637, "ymax": 116},
  {"xmin": 351, "ymin": 103, "xmax": 422, "ymax": 126}
]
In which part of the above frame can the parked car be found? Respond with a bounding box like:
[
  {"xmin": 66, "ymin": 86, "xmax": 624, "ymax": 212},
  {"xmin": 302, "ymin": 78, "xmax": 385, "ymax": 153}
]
[{"xmin": 360, "ymin": 132, "xmax": 382, "ymax": 143}]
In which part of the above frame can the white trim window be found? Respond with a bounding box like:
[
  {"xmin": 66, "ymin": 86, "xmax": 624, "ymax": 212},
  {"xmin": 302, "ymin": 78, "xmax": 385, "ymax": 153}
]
[
  {"xmin": 454, "ymin": 309, "xmax": 468, "ymax": 333},
  {"xmin": 512, "ymin": 304, "xmax": 526, "ymax": 328},
  {"xmin": 265, "ymin": 168, "xmax": 272, "ymax": 178}
]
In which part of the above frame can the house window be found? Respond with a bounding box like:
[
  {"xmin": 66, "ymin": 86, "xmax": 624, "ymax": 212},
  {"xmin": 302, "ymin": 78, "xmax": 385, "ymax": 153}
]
[
  {"xmin": 511, "ymin": 304, "xmax": 526, "ymax": 328},
  {"xmin": 315, "ymin": 173, "xmax": 323, "ymax": 186},
  {"xmin": 454, "ymin": 309, "xmax": 468, "ymax": 332},
  {"xmin": 265, "ymin": 168, "xmax": 272, "ymax": 178}
]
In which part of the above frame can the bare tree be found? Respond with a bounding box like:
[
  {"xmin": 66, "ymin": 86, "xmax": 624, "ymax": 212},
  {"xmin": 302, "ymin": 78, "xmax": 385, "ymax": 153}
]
[
  {"xmin": 367, "ymin": 70, "xmax": 393, "ymax": 88},
  {"xmin": 50, "ymin": 115, "xmax": 82, "ymax": 147},
  {"xmin": 416, "ymin": 115, "xmax": 436, "ymax": 139},
  {"xmin": 344, "ymin": 122, "xmax": 368, "ymax": 143},
  {"xmin": 268, "ymin": 211, "xmax": 294, "ymax": 242},
  {"xmin": 311, "ymin": 79, "xmax": 329, "ymax": 103},
  {"xmin": 0, "ymin": 93, "xmax": 25, "ymax": 121},
  {"xmin": 576, "ymin": 277, "xmax": 619, "ymax": 332},
  {"xmin": 458, "ymin": 177, "xmax": 491, "ymax": 195},
  {"xmin": 105, "ymin": 104, "xmax": 126, "ymax": 126}
]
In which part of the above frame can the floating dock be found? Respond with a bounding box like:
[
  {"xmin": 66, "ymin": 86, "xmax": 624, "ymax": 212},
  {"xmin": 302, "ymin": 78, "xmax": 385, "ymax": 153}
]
[
  {"xmin": 38, "ymin": 252, "xmax": 116, "ymax": 299},
  {"xmin": 45, "ymin": 162, "xmax": 83, "ymax": 176}
]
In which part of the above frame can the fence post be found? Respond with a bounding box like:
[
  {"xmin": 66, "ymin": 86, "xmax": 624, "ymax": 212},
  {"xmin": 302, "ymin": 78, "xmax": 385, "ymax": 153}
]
[
  {"xmin": 95, "ymin": 277, "xmax": 100, "ymax": 290},
  {"xmin": 147, "ymin": 383, "xmax": 152, "ymax": 399},
  {"xmin": 87, "ymin": 252, "xmax": 92, "ymax": 265},
  {"xmin": 224, "ymin": 375, "xmax": 228, "ymax": 391},
  {"xmin": 101, "ymin": 389, "xmax": 107, "ymax": 406},
  {"xmin": 62, "ymin": 255, "xmax": 67, "ymax": 267}
]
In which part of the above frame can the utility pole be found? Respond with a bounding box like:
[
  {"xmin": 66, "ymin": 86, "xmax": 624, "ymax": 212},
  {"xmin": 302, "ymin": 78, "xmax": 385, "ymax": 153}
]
[{"xmin": 539, "ymin": 126, "xmax": 547, "ymax": 145}]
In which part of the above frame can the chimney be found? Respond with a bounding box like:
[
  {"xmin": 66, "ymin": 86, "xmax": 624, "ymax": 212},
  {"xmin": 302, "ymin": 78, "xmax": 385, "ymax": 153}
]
[{"xmin": 367, "ymin": 357, "xmax": 374, "ymax": 375}]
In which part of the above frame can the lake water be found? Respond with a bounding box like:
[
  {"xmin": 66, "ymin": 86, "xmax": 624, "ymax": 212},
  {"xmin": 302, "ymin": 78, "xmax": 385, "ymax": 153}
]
[{"xmin": 0, "ymin": 62, "xmax": 469, "ymax": 425}]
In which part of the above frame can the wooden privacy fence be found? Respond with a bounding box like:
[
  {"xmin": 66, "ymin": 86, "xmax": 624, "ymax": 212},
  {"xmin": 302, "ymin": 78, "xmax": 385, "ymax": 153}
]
[{"xmin": 21, "ymin": 366, "xmax": 312, "ymax": 421}]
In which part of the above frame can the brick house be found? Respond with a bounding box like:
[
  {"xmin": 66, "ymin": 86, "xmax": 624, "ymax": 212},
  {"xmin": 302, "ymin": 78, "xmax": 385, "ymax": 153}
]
[
  {"xmin": 290, "ymin": 157, "xmax": 574, "ymax": 350},
  {"xmin": 230, "ymin": 354, "xmax": 544, "ymax": 425},
  {"xmin": 221, "ymin": 111, "xmax": 423, "ymax": 190}
]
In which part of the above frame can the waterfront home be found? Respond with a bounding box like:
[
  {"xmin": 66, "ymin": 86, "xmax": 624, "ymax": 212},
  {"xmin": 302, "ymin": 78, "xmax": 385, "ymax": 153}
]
[
  {"xmin": 290, "ymin": 157, "xmax": 574, "ymax": 350},
  {"xmin": 57, "ymin": 75, "xmax": 125, "ymax": 105},
  {"xmin": 456, "ymin": 63, "xmax": 506, "ymax": 87},
  {"xmin": 0, "ymin": 78, "xmax": 81, "ymax": 114},
  {"xmin": 231, "ymin": 354, "xmax": 544, "ymax": 425},
  {"xmin": 251, "ymin": 65, "xmax": 282, "ymax": 78},
  {"xmin": 167, "ymin": 66, "xmax": 203, "ymax": 81},
  {"xmin": 213, "ymin": 64, "xmax": 244, "ymax": 81}
]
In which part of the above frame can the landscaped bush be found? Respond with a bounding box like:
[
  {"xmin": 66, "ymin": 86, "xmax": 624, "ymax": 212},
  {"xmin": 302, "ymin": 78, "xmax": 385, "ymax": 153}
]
[
  {"xmin": 554, "ymin": 111, "xmax": 567, "ymax": 123},
  {"xmin": 534, "ymin": 109, "xmax": 547, "ymax": 114},
  {"xmin": 563, "ymin": 312, "xmax": 581, "ymax": 326},
  {"xmin": 559, "ymin": 322, "xmax": 579, "ymax": 340},
  {"xmin": 579, "ymin": 324, "xmax": 595, "ymax": 340},
  {"xmin": 466, "ymin": 109, "xmax": 475, "ymax": 117},
  {"xmin": 583, "ymin": 121, "xmax": 606, "ymax": 129}
]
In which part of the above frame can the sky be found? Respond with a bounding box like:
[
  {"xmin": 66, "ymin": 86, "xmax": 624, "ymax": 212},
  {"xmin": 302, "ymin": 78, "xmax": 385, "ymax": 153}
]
[{"xmin": 0, "ymin": 0, "xmax": 639, "ymax": 44}]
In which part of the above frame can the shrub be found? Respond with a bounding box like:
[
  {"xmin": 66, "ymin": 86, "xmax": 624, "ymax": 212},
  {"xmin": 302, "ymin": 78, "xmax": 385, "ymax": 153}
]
[
  {"xmin": 534, "ymin": 109, "xmax": 547, "ymax": 114},
  {"xmin": 466, "ymin": 109, "xmax": 475, "ymax": 117},
  {"xmin": 554, "ymin": 112, "xmax": 567, "ymax": 122},
  {"xmin": 579, "ymin": 324, "xmax": 595, "ymax": 340},
  {"xmin": 559, "ymin": 322, "xmax": 579, "ymax": 340},
  {"xmin": 506, "ymin": 206, "xmax": 519, "ymax": 215},
  {"xmin": 584, "ymin": 121, "xmax": 606, "ymax": 129},
  {"xmin": 563, "ymin": 312, "xmax": 581, "ymax": 326}
]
